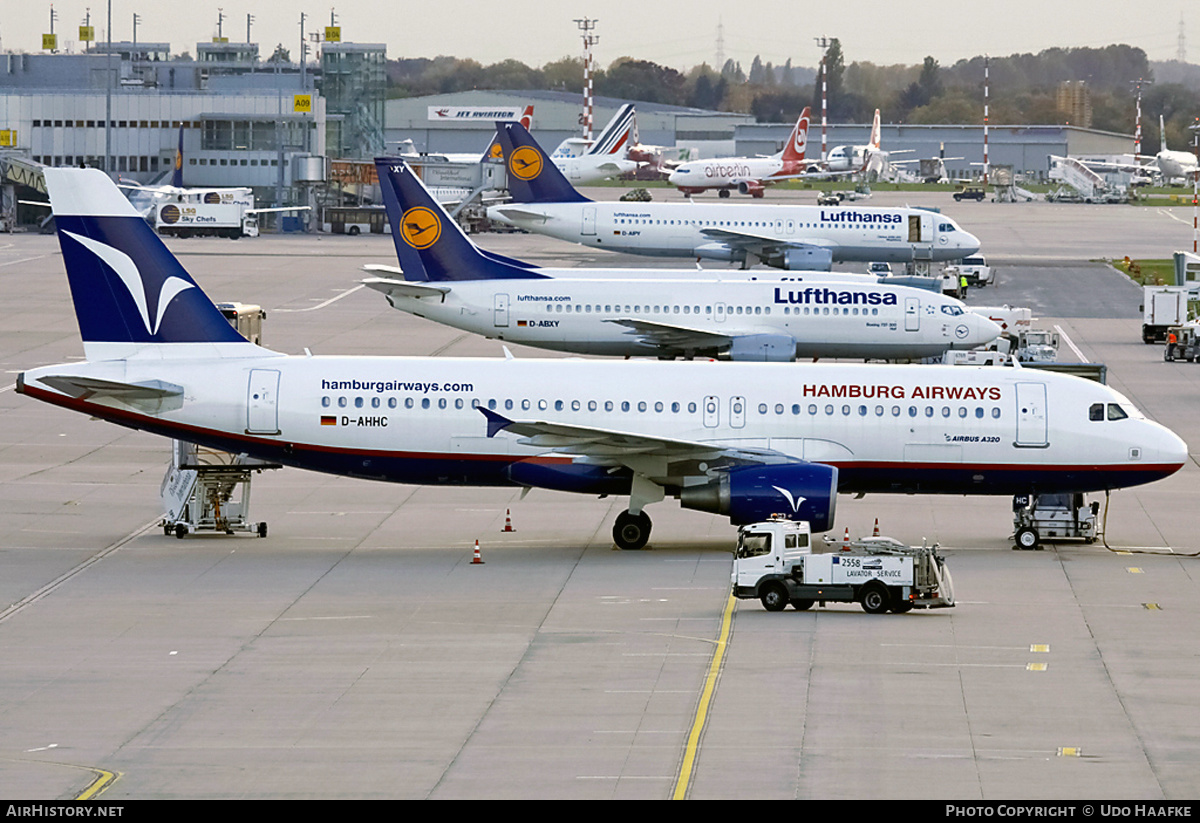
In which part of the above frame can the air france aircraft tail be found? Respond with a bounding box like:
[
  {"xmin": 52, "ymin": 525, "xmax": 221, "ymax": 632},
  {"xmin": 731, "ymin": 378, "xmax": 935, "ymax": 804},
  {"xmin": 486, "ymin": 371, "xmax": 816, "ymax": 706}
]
[
  {"xmin": 46, "ymin": 167, "xmax": 264, "ymax": 361},
  {"xmin": 586, "ymin": 104, "xmax": 635, "ymax": 158},
  {"xmin": 376, "ymin": 159, "xmax": 546, "ymax": 283},
  {"xmin": 495, "ymin": 122, "xmax": 591, "ymax": 204}
]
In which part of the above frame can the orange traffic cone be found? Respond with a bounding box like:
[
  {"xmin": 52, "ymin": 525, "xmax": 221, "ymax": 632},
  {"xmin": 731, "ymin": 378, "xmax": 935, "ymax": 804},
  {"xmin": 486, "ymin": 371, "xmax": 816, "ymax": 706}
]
[
  {"xmin": 472, "ymin": 540, "xmax": 485, "ymax": 565},
  {"xmin": 872, "ymin": 518, "xmax": 880, "ymax": 537},
  {"xmin": 501, "ymin": 509, "xmax": 516, "ymax": 532},
  {"xmin": 842, "ymin": 527, "xmax": 850, "ymax": 551}
]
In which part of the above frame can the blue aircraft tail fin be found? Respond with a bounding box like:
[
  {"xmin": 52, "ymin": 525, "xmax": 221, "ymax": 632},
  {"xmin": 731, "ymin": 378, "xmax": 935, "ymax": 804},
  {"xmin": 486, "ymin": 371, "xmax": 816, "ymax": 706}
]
[
  {"xmin": 44, "ymin": 168, "xmax": 252, "ymax": 355},
  {"xmin": 375, "ymin": 159, "xmax": 546, "ymax": 282},
  {"xmin": 493, "ymin": 122, "xmax": 591, "ymax": 204}
]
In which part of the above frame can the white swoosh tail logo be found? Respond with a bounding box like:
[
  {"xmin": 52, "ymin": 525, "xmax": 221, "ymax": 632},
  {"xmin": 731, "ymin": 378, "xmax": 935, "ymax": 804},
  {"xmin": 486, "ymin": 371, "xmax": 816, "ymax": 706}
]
[
  {"xmin": 772, "ymin": 486, "xmax": 806, "ymax": 514},
  {"xmin": 64, "ymin": 230, "xmax": 194, "ymax": 335}
]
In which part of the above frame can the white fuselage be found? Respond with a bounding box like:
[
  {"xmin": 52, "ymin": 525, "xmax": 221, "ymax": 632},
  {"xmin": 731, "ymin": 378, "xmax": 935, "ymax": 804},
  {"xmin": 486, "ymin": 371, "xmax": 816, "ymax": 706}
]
[
  {"xmin": 486, "ymin": 201, "xmax": 980, "ymax": 264},
  {"xmin": 1157, "ymin": 150, "xmax": 1199, "ymax": 181},
  {"xmin": 668, "ymin": 157, "xmax": 790, "ymax": 191},
  {"xmin": 382, "ymin": 277, "xmax": 1000, "ymax": 359},
  {"xmin": 551, "ymin": 154, "xmax": 638, "ymax": 184},
  {"xmin": 19, "ymin": 355, "xmax": 1186, "ymax": 498}
]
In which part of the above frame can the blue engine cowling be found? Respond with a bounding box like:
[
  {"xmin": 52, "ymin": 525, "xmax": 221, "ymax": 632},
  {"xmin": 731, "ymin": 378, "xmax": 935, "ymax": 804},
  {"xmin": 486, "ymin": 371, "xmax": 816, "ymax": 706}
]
[
  {"xmin": 678, "ymin": 463, "xmax": 838, "ymax": 531},
  {"xmin": 506, "ymin": 459, "xmax": 632, "ymax": 496}
]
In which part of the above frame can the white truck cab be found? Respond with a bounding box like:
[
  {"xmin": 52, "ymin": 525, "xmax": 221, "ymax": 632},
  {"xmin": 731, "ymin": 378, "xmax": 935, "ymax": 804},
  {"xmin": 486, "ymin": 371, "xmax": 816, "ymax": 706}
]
[{"xmin": 732, "ymin": 517, "xmax": 955, "ymax": 614}]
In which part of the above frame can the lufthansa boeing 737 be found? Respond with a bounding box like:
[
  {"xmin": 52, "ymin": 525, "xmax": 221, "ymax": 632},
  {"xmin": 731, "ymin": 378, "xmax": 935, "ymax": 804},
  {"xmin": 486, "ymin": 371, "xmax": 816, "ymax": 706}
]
[
  {"xmin": 365, "ymin": 159, "xmax": 1000, "ymax": 361},
  {"xmin": 17, "ymin": 169, "xmax": 1186, "ymax": 550},
  {"xmin": 487, "ymin": 122, "xmax": 981, "ymax": 271}
]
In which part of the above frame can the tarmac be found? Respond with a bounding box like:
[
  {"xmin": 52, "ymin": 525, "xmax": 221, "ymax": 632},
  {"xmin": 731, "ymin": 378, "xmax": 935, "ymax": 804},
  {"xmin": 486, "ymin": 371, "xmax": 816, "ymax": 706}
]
[{"xmin": 0, "ymin": 187, "xmax": 1198, "ymax": 799}]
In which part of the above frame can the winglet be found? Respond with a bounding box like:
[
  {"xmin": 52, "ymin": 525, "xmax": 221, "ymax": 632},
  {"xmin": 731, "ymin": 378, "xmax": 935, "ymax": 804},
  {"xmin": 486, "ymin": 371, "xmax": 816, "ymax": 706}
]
[{"xmin": 477, "ymin": 406, "xmax": 515, "ymax": 438}]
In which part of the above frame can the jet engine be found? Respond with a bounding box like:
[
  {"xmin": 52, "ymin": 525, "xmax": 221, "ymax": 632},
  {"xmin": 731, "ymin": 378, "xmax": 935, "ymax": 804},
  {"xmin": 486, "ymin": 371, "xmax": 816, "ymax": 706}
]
[
  {"xmin": 737, "ymin": 180, "xmax": 766, "ymax": 198},
  {"xmin": 770, "ymin": 246, "xmax": 834, "ymax": 271},
  {"xmin": 678, "ymin": 463, "xmax": 838, "ymax": 531}
]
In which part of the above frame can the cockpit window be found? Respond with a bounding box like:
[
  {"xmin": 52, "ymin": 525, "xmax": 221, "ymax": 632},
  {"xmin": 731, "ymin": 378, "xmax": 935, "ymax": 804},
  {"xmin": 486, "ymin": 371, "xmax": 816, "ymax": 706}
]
[
  {"xmin": 940, "ymin": 305, "xmax": 964, "ymax": 316},
  {"xmin": 737, "ymin": 533, "xmax": 771, "ymax": 559},
  {"xmin": 1091, "ymin": 403, "xmax": 1129, "ymax": 421}
]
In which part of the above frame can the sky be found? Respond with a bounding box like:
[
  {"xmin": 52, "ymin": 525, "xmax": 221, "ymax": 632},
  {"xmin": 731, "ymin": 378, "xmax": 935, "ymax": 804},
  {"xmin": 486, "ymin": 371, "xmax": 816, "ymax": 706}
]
[{"xmin": 1, "ymin": 1, "xmax": 1192, "ymax": 71}]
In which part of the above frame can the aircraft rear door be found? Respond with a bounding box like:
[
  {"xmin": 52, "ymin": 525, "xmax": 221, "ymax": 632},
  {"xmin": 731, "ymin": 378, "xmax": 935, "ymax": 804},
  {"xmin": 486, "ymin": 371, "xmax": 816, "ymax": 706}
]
[
  {"xmin": 246, "ymin": 369, "xmax": 281, "ymax": 435},
  {"xmin": 1015, "ymin": 382, "xmax": 1049, "ymax": 447},
  {"xmin": 703, "ymin": 395, "xmax": 720, "ymax": 428},
  {"xmin": 494, "ymin": 293, "xmax": 510, "ymax": 328},
  {"xmin": 582, "ymin": 207, "xmax": 597, "ymax": 236}
]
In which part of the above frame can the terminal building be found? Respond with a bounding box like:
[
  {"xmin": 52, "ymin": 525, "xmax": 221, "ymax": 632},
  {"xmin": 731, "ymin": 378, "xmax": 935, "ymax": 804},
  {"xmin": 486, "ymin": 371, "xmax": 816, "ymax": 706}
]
[{"xmin": 0, "ymin": 36, "xmax": 385, "ymax": 219}]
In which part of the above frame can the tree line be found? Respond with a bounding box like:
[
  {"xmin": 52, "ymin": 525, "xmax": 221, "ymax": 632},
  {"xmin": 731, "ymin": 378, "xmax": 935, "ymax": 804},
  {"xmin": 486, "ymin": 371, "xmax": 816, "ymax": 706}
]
[{"xmin": 386, "ymin": 42, "xmax": 1200, "ymax": 149}]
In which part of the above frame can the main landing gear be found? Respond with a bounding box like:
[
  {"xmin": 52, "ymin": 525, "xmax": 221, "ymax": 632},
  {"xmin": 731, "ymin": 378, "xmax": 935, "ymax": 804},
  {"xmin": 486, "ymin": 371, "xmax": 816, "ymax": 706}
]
[
  {"xmin": 613, "ymin": 510, "xmax": 652, "ymax": 551},
  {"xmin": 612, "ymin": 475, "xmax": 663, "ymax": 550}
]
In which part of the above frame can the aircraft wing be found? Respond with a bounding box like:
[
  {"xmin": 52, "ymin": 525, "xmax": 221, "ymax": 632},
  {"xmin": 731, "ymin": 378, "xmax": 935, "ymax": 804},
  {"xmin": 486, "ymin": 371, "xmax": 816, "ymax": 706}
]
[
  {"xmin": 488, "ymin": 205, "xmax": 552, "ymax": 223},
  {"xmin": 700, "ymin": 226, "xmax": 836, "ymax": 253},
  {"xmin": 603, "ymin": 317, "xmax": 733, "ymax": 352},
  {"xmin": 245, "ymin": 206, "xmax": 312, "ymax": 215},
  {"xmin": 480, "ymin": 408, "xmax": 724, "ymax": 457},
  {"xmin": 361, "ymin": 276, "xmax": 451, "ymax": 300}
]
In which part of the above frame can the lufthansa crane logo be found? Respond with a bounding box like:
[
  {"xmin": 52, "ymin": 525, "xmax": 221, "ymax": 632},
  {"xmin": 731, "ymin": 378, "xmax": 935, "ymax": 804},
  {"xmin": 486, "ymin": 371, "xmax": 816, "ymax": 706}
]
[
  {"xmin": 508, "ymin": 146, "xmax": 543, "ymax": 180},
  {"xmin": 400, "ymin": 206, "xmax": 441, "ymax": 249}
]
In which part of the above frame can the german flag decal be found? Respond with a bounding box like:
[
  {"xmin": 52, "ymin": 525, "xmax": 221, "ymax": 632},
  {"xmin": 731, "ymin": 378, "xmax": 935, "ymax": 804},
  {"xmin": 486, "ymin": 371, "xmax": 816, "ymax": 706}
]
[{"xmin": 320, "ymin": 416, "xmax": 337, "ymax": 426}]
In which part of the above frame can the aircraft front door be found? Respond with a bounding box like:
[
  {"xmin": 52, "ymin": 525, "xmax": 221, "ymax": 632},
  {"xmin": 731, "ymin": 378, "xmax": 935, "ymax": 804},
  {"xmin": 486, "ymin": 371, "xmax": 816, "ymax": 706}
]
[
  {"xmin": 703, "ymin": 395, "xmax": 720, "ymax": 428},
  {"xmin": 905, "ymin": 297, "xmax": 921, "ymax": 331},
  {"xmin": 247, "ymin": 369, "xmax": 281, "ymax": 435},
  {"xmin": 494, "ymin": 293, "xmax": 510, "ymax": 328},
  {"xmin": 1015, "ymin": 382, "xmax": 1049, "ymax": 447}
]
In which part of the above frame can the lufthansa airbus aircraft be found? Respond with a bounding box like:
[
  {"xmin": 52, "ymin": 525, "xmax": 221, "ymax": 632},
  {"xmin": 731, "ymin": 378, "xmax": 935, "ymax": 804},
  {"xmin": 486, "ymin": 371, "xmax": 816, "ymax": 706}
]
[
  {"xmin": 365, "ymin": 159, "xmax": 1000, "ymax": 361},
  {"xmin": 18, "ymin": 169, "xmax": 1186, "ymax": 550},
  {"xmin": 487, "ymin": 122, "xmax": 981, "ymax": 271}
]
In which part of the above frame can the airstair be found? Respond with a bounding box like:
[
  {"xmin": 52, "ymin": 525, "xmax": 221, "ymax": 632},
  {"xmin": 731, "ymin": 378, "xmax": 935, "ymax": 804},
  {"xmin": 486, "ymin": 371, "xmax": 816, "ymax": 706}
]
[{"xmin": 1046, "ymin": 155, "xmax": 1125, "ymax": 203}]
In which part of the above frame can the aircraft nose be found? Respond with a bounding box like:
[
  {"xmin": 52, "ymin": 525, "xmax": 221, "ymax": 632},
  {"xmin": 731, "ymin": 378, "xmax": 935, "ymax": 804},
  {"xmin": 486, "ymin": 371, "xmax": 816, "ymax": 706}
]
[
  {"xmin": 960, "ymin": 230, "xmax": 982, "ymax": 256},
  {"xmin": 1153, "ymin": 424, "xmax": 1189, "ymax": 474},
  {"xmin": 949, "ymin": 313, "xmax": 1001, "ymax": 350}
]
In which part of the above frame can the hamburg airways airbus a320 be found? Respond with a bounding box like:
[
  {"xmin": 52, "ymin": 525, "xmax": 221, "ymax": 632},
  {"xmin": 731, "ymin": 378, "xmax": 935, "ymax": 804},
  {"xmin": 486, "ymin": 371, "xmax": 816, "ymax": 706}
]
[
  {"xmin": 17, "ymin": 169, "xmax": 1186, "ymax": 550},
  {"xmin": 486, "ymin": 122, "xmax": 980, "ymax": 271},
  {"xmin": 364, "ymin": 158, "xmax": 1000, "ymax": 361}
]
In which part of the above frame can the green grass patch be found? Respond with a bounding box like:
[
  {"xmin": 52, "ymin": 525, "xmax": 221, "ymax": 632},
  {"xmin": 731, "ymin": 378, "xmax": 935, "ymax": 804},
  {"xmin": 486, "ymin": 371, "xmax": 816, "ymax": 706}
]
[{"xmin": 1110, "ymin": 258, "xmax": 1175, "ymax": 285}]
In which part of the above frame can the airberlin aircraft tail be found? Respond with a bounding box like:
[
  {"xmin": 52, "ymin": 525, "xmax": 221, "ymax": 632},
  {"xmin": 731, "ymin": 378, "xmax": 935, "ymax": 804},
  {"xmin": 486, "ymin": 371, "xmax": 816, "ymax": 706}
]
[{"xmin": 780, "ymin": 106, "xmax": 811, "ymax": 166}]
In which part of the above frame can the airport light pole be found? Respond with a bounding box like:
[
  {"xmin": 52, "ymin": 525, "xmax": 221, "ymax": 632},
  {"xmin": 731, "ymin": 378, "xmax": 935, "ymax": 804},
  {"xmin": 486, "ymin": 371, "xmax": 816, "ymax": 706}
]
[
  {"xmin": 574, "ymin": 17, "xmax": 598, "ymax": 142},
  {"xmin": 1130, "ymin": 78, "xmax": 1152, "ymax": 157},
  {"xmin": 105, "ymin": 0, "xmax": 111, "ymax": 176},
  {"xmin": 814, "ymin": 36, "xmax": 831, "ymax": 162}
]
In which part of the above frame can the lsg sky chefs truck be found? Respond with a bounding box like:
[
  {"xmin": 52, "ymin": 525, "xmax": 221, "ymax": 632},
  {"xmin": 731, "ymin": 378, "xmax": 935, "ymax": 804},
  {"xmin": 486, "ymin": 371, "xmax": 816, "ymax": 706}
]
[{"xmin": 732, "ymin": 517, "xmax": 955, "ymax": 614}]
